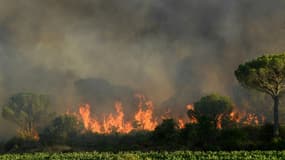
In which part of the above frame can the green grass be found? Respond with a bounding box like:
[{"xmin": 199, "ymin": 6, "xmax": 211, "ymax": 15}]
[{"xmin": 0, "ymin": 151, "xmax": 285, "ymax": 160}]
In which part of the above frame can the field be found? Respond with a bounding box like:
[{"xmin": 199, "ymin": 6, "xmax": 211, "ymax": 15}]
[{"xmin": 0, "ymin": 151, "xmax": 285, "ymax": 160}]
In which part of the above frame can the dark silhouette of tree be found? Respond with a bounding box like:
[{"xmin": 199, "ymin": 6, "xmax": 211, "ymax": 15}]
[
  {"xmin": 40, "ymin": 114, "xmax": 84, "ymax": 145},
  {"xmin": 235, "ymin": 54, "xmax": 285, "ymax": 136},
  {"xmin": 188, "ymin": 94, "xmax": 234, "ymax": 128},
  {"xmin": 152, "ymin": 119, "xmax": 179, "ymax": 147}
]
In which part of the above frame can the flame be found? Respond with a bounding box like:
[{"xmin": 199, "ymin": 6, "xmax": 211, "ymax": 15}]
[
  {"xmin": 17, "ymin": 128, "xmax": 39, "ymax": 141},
  {"xmin": 103, "ymin": 102, "xmax": 133, "ymax": 133},
  {"xmin": 216, "ymin": 110, "xmax": 264, "ymax": 129},
  {"xmin": 186, "ymin": 104, "xmax": 194, "ymax": 110},
  {"xmin": 79, "ymin": 104, "xmax": 101, "ymax": 133},
  {"xmin": 229, "ymin": 110, "xmax": 264, "ymax": 126},
  {"xmin": 134, "ymin": 94, "xmax": 157, "ymax": 130},
  {"xmin": 77, "ymin": 94, "xmax": 160, "ymax": 134},
  {"xmin": 178, "ymin": 118, "xmax": 186, "ymax": 128},
  {"xmin": 75, "ymin": 97, "xmax": 265, "ymax": 134},
  {"xmin": 186, "ymin": 104, "xmax": 264, "ymax": 129},
  {"xmin": 31, "ymin": 130, "xmax": 40, "ymax": 141},
  {"xmin": 186, "ymin": 104, "xmax": 198, "ymax": 124},
  {"xmin": 216, "ymin": 114, "xmax": 223, "ymax": 129},
  {"xmin": 78, "ymin": 103, "xmax": 133, "ymax": 134}
]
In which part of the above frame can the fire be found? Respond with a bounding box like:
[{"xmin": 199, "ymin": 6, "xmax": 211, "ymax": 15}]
[
  {"xmin": 75, "ymin": 96, "xmax": 265, "ymax": 134},
  {"xmin": 216, "ymin": 114, "xmax": 223, "ymax": 129},
  {"xmin": 17, "ymin": 128, "xmax": 39, "ymax": 141},
  {"xmin": 229, "ymin": 110, "xmax": 264, "ymax": 126},
  {"xmin": 216, "ymin": 111, "xmax": 264, "ymax": 129},
  {"xmin": 103, "ymin": 102, "xmax": 133, "ymax": 133},
  {"xmin": 77, "ymin": 94, "xmax": 162, "ymax": 134},
  {"xmin": 79, "ymin": 104, "xmax": 101, "ymax": 133},
  {"xmin": 78, "ymin": 103, "xmax": 133, "ymax": 134},
  {"xmin": 178, "ymin": 118, "xmax": 186, "ymax": 128},
  {"xmin": 134, "ymin": 94, "xmax": 157, "ymax": 130},
  {"xmin": 186, "ymin": 104, "xmax": 194, "ymax": 110},
  {"xmin": 185, "ymin": 104, "xmax": 198, "ymax": 124},
  {"xmin": 186, "ymin": 104, "xmax": 264, "ymax": 129}
]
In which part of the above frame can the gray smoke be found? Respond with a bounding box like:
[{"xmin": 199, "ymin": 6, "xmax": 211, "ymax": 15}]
[{"xmin": 0, "ymin": 0, "xmax": 285, "ymax": 138}]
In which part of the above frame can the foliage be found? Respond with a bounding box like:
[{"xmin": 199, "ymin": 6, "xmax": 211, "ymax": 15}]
[
  {"xmin": 235, "ymin": 54, "xmax": 285, "ymax": 97},
  {"xmin": 3, "ymin": 124, "xmax": 285, "ymax": 152},
  {"xmin": 217, "ymin": 128, "xmax": 247, "ymax": 150},
  {"xmin": 40, "ymin": 114, "xmax": 84, "ymax": 145},
  {"xmin": 1, "ymin": 151, "xmax": 285, "ymax": 160},
  {"xmin": 188, "ymin": 94, "xmax": 234, "ymax": 128},
  {"xmin": 2, "ymin": 93, "xmax": 54, "ymax": 139},
  {"xmin": 235, "ymin": 53, "xmax": 285, "ymax": 136},
  {"xmin": 69, "ymin": 131, "xmax": 153, "ymax": 151},
  {"xmin": 152, "ymin": 119, "xmax": 180, "ymax": 148},
  {"xmin": 3, "ymin": 136, "xmax": 40, "ymax": 153},
  {"xmin": 180, "ymin": 124, "xmax": 198, "ymax": 147}
]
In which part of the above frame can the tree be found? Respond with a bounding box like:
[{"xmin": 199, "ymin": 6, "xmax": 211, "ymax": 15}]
[
  {"xmin": 152, "ymin": 119, "xmax": 179, "ymax": 146},
  {"xmin": 2, "ymin": 93, "xmax": 54, "ymax": 139},
  {"xmin": 235, "ymin": 54, "xmax": 285, "ymax": 136},
  {"xmin": 40, "ymin": 114, "xmax": 84, "ymax": 145},
  {"xmin": 188, "ymin": 94, "xmax": 234, "ymax": 129}
]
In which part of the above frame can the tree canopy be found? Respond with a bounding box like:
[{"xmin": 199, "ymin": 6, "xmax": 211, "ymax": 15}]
[
  {"xmin": 2, "ymin": 93, "xmax": 54, "ymax": 139},
  {"xmin": 235, "ymin": 54, "xmax": 285, "ymax": 97},
  {"xmin": 188, "ymin": 94, "xmax": 234, "ymax": 128},
  {"xmin": 40, "ymin": 114, "xmax": 84, "ymax": 145},
  {"xmin": 235, "ymin": 53, "xmax": 285, "ymax": 136}
]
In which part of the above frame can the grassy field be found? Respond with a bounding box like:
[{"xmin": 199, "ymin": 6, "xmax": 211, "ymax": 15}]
[{"xmin": 0, "ymin": 151, "xmax": 285, "ymax": 160}]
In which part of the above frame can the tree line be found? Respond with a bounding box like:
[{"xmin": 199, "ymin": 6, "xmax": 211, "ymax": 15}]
[{"xmin": 1, "ymin": 53, "xmax": 285, "ymax": 153}]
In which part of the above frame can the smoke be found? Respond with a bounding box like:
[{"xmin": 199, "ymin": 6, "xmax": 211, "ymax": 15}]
[{"xmin": 0, "ymin": 0, "xmax": 285, "ymax": 138}]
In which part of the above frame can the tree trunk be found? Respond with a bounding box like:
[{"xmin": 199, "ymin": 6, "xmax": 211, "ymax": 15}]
[{"xmin": 273, "ymin": 96, "xmax": 280, "ymax": 137}]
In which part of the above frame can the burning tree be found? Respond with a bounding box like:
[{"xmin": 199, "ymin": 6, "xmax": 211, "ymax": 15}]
[
  {"xmin": 235, "ymin": 53, "xmax": 285, "ymax": 137},
  {"xmin": 2, "ymin": 93, "xmax": 54, "ymax": 140},
  {"xmin": 188, "ymin": 94, "xmax": 234, "ymax": 129}
]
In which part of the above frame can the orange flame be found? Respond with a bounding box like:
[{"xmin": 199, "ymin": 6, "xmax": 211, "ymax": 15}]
[
  {"xmin": 75, "ymin": 97, "xmax": 265, "ymax": 133},
  {"xmin": 103, "ymin": 102, "xmax": 133, "ymax": 133},
  {"xmin": 186, "ymin": 104, "xmax": 264, "ymax": 129},
  {"xmin": 229, "ymin": 110, "xmax": 264, "ymax": 126},
  {"xmin": 216, "ymin": 114, "xmax": 223, "ymax": 129},
  {"xmin": 78, "ymin": 103, "xmax": 133, "ymax": 134},
  {"xmin": 178, "ymin": 118, "xmax": 186, "ymax": 128},
  {"xmin": 134, "ymin": 94, "xmax": 157, "ymax": 130},
  {"xmin": 186, "ymin": 104, "xmax": 194, "ymax": 110},
  {"xmin": 79, "ymin": 104, "xmax": 101, "ymax": 133},
  {"xmin": 77, "ymin": 94, "xmax": 161, "ymax": 134},
  {"xmin": 186, "ymin": 104, "xmax": 198, "ymax": 124},
  {"xmin": 17, "ymin": 128, "xmax": 39, "ymax": 141}
]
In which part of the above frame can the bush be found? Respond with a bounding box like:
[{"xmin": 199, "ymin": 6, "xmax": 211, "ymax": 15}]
[
  {"xmin": 4, "ymin": 136, "xmax": 40, "ymax": 153},
  {"xmin": 152, "ymin": 119, "xmax": 180, "ymax": 148},
  {"xmin": 40, "ymin": 114, "xmax": 84, "ymax": 146},
  {"xmin": 180, "ymin": 123, "xmax": 198, "ymax": 147},
  {"xmin": 218, "ymin": 128, "xmax": 247, "ymax": 150}
]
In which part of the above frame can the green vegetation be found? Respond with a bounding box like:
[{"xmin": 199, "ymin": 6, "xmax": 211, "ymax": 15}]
[
  {"xmin": 40, "ymin": 114, "xmax": 84, "ymax": 145},
  {"xmin": 235, "ymin": 53, "xmax": 285, "ymax": 136},
  {"xmin": 2, "ymin": 54, "xmax": 285, "ymax": 154},
  {"xmin": 3, "ymin": 120, "xmax": 285, "ymax": 152},
  {"xmin": 1, "ymin": 151, "xmax": 285, "ymax": 160},
  {"xmin": 2, "ymin": 93, "xmax": 54, "ymax": 139},
  {"xmin": 188, "ymin": 94, "xmax": 234, "ymax": 128}
]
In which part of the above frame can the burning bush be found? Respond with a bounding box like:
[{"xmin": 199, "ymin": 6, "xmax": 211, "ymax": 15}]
[{"xmin": 188, "ymin": 94, "xmax": 234, "ymax": 129}]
